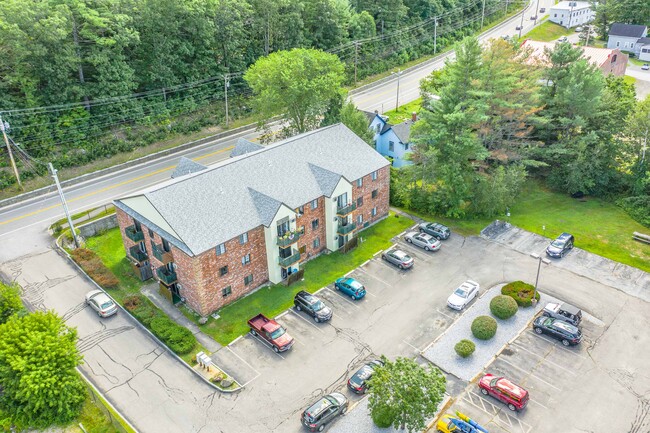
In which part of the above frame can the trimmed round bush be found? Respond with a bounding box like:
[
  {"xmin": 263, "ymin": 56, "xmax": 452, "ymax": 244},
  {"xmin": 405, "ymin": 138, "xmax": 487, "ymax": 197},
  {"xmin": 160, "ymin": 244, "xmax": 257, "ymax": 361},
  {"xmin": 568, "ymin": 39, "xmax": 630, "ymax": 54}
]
[
  {"xmin": 490, "ymin": 295, "xmax": 519, "ymax": 320},
  {"xmin": 501, "ymin": 281, "xmax": 541, "ymax": 307},
  {"xmin": 371, "ymin": 405, "xmax": 396, "ymax": 428},
  {"xmin": 471, "ymin": 316, "xmax": 498, "ymax": 340},
  {"xmin": 454, "ymin": 339, "xmax": 476, "ymax": 358},
  {"xmin": 166, "ymin": 327, "xmax": 196, "ymax": 354},
  {"xmin": 150, "ymin": 316, "xmax": 174, "ymax": 340}
]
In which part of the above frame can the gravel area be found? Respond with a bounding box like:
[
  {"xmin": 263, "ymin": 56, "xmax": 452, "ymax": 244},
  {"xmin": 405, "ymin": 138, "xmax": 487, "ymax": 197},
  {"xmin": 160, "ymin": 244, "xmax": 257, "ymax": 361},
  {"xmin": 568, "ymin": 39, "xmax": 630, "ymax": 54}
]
[{"xmin": 421, "ymin": 284, "xmax": 558, "ymax": 381}]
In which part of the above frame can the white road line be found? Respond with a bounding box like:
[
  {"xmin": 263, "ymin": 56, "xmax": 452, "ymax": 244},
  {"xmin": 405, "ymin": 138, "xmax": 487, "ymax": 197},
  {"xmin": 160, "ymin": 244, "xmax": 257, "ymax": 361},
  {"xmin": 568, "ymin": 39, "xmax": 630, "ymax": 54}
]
[
  {"xmin": 325, "ymin": 287, "xmax": 361, "ymax": 309},
  {"xmin": 496, "ymin": 357, "xmax": 562, "ymax": 391},
  {"xmin": 511, "ymin": 342, "xmax": 577, "ymax": 376},
  {"xmin": 372, "ymin": 250, "xmax": 384, "ymax": 256},
  {"xmin": 356, "ymin": 266, "xmax": 392, "ymax": 288},
  {"xmin": 402, "ymin": 340, "xmax": 422, "ymax": 353},
  {"xmin": 344, "ymin": 269, "xmax": 355, "ymax": 277},
  {"xmin": 465, "ymin": 391, "xmax": 533, "ymax": 433},
  {"xmin": 241, "ymin": 372, "xmax": 261, "ymax": 387},
  {"xmin": 528, "ymin": 399, "xmax": 549, "ymax": 410},
  {"xmin": 225, "ymin": 346, "xmax": 260, "ymax": 376},
  {"xmin": 436, "ymin": 308, "xmax": 456, "ymax": 320},
  {"xmin": 527, "ymin": 330, "xmax": 588, "ymax": 360},
  {"xmin": 274, "ymin": 311, "xmax": 289, "ymax": 320},
  {"xmin": 289, "ymin": 308, "xmax": 325, "ymax": 333},
  {"xmin": 247, "ymin": 333, "xmax": 285, "ymax": 360},
  {"xmin": 227, "ymin": 335, "xmax": 244, "ymax": 346}
]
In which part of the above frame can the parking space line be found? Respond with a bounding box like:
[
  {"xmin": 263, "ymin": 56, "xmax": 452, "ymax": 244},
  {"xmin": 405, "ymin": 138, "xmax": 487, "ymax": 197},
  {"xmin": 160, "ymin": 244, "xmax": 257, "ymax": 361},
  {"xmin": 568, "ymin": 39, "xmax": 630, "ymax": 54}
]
[
  {"xmin": 527, "ymin": 330, "xmax": 588, "ymax": 360},
  {"xmin": 528, "ymin": 399, "xmax": 549, "ymax": 410},
  {"xmin": 402, "ymin": 339, "xmax": 423, "ymax": 353},
  {"xmin": 436, "ymin": 307, "xmax": 456, "ymax": 320},
  {"xmin": 465, "ymin": 391, "xmax": 532, "ymax": 433},
  {"xmin": 496, "ymin": 357, "xmax": 562, "ymax": 391},
  {"xmin": 289, "ymin": 308, "xmax": 325, "ymax": 333},
  {"xmin": 247, "ymin": 333, "xmax": 285, "ymax": 360},
  {"xmin": 510, "ymin": 342, "xmax": 577, "ymax": 376},
  {"xmin": 225, "ymin": 346, "xmax": 261, "ymax": 377},
  {"xmin": 241, "ymin": 372, "xmax": 261, "ymax": 387},
  {"xmin": 324, "ymin": 287, "xmax": 361, "ymax": 309},
  {"xmin": 355, "ymin": 266, "xmax": 392, "ymax": 288}
]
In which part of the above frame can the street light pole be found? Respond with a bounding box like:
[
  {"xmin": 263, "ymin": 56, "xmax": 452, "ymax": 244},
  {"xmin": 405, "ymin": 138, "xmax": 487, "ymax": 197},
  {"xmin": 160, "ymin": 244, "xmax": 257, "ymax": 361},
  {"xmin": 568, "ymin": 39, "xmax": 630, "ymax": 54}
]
[
  {"xmin": 534, "ymin": 0, "xmax": 541, "ymax": 25},
  {"xmin": 49, "ymin": 163, "xmax": 79, "ymax": 248},
  {"xmin": 518, "ymin": 8, "xmax": 525, "ymax": 38},
  {"xmin": 394, "ymin": 69, "xmax": 402, "ymax": 111},
  {"xmin": 530, "ymin": 253, "xmax": 550, "ymax": 305}
]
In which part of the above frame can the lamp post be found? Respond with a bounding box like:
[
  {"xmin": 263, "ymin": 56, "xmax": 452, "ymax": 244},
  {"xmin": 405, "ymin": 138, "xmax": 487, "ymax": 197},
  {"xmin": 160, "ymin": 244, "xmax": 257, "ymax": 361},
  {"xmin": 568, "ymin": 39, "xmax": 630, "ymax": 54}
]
[
  {"xmin": 530, "ymin": 253, "xmax": 550, "ymax": 306},
  {"xmin": 392, "ymin": 69, "xmax": 402, "ymax": 111},
  {"xmin": 534, "ymin": 0, "xmax": 541, "ymax": 25},
  {"xmin": 518, "ymin": 9, "xmax": 525, "ymax": 38}
]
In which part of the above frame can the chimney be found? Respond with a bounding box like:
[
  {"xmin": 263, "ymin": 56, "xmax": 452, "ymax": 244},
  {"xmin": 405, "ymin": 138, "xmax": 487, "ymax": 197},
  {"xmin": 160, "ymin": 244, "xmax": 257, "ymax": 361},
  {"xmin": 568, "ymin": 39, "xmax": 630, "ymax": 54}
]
[{"xmin": 411, "ymin": 112, "xmax": 417, "ymax": 122}]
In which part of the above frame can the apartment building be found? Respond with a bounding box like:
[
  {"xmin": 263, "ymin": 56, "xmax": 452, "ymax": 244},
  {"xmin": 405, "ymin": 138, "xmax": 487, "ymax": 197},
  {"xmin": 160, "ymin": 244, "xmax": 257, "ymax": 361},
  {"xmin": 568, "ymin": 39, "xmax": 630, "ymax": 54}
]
[
  {"xmin": 549, "ymin": 1, "xmax": 594, "ymax": 28},
  {"xmin": 114, "ymin": 124, "xmax": 390, "ymax": 316}
]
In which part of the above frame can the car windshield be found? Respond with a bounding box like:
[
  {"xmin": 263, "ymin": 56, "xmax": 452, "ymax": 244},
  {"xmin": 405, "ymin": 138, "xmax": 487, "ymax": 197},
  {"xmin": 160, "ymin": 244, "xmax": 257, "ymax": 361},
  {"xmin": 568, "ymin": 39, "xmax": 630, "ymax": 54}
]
[
  {"xmin": 311, "ymin": 300, "xmax": 325, "ymax": 311},
  {"xmin": 551, "ymin": 239, "xmax": 565, "ymax": 248},
  {"xmin": 270, "ymin": 327, "xmax": 286, "ymax": 339},
  {"xmin": 100, "ymin": 301, "xmax": 114, "ymax": 309},
  {"xmin": 454, "ymin": 288, "xmax": 469, "ymax": 298}
]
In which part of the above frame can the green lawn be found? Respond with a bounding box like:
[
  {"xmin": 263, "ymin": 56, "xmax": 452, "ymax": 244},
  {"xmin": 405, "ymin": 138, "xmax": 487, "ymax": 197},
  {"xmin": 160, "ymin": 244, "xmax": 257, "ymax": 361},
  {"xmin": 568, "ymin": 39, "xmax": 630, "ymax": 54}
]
[
  {"xmin": 524, "ymin": 21, "xmax": 573, "ymax": 42},
  {"xmin": 628, "ymin": 57, "xmax": 648, "ymax": 66},
  {"xmin": 624, "ymin": 75, "xmax": 637, "ymax": 85},
  {"xmin": 383, "ymin": 98, "xmax": 423, "ymax": 123},
  {"xmin": 200, "ymin": 213, "xmax": 414, "ymax": 344},
  {"xmin": 400, "ymin": 181, "xmax": 650, "ymax": 273}
]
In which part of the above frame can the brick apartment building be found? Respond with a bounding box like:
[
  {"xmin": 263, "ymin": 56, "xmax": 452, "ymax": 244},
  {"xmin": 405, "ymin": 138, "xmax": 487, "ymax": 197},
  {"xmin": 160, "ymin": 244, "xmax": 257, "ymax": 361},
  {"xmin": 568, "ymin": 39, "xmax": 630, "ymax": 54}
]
[{"xmin": 114, "ymin": 124, "xmax": 390, "ymax": 316}]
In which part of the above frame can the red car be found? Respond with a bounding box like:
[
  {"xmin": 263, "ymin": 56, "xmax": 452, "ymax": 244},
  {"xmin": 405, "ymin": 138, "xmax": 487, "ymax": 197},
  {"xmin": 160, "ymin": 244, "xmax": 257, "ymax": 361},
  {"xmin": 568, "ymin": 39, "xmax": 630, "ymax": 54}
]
[{"xmin": 478, "ymin": 374, "xmax": 529, "ymax": 411}]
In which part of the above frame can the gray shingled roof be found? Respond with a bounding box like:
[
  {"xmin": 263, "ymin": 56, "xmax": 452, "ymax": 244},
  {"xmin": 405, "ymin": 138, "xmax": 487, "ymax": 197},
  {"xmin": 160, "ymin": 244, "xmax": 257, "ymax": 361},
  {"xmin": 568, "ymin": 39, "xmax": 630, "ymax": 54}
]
[
  {"xmin": 170, "ymin": 157, "xmax": 207, "ymax": 179},
  {"xmin": 231, "ymin": 138, "xmax": 264, "ymax": 157},
  {"xmin": 116, "ymin": 123, "xmax": 389, "ymax": 256},
  {"xmin": 388, "ymin": 120, "xmax": 414, "ymax": 143},
  {"xmin": 362, "ymin": 110, "xmax": 379, "ymax": 125},
  {"xmin": 638, "ymin": 37, "xmax": 650, "ymax": 45},
  {"xmin": 609, "ymin": 23, "xmax": 647, "ymax": 38}
]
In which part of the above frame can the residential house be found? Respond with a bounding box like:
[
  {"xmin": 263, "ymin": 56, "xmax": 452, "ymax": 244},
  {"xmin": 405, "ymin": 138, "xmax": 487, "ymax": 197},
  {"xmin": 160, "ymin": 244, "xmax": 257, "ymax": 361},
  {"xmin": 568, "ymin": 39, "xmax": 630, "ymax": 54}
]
[
  {"xmin": 364, "ymin": 111, "xmax": 415, "ymax": 168},
  {"xmin": 113, "ymin": 124, "xmax": 390, "ymax": 316},
  {"xmin": 639, "ymin": 38, "xmax": 650, "ymax": 61},
  {"xmin": 606, "ymin": 23, "xmax": 648, "ymax": 58},
  {"xmin": 549, "ymin": 1, "xmax": 594, "ymax": 29},
  {"xmin": 521, "ymin": 39, "xmax": 628, "ymax": 76}
]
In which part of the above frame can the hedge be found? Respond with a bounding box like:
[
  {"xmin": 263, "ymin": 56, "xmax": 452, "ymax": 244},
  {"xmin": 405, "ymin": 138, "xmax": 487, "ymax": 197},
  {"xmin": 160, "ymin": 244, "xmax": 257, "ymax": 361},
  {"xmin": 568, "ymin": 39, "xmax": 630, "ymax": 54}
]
[
  {"xmin": 70, "ymin": 248, "xmax": 119, "ymax": 288},
  {"xmin": 454, "ymin": 339, "xmax": 476, "ymax": 358},
  {"xmin": 501, "ymin": 281, "xmax": 540, "ymax": 307},
  {"xmin": 123, "ymin": 295, "xmax": 197, "ymax": 355},
  {"xmin": 490, "ymin": 295, "xmax": 519, "ymax": 319},
  {"xmin": 471, "ymin": 316, "xmax": 497, "ymax": 340}
]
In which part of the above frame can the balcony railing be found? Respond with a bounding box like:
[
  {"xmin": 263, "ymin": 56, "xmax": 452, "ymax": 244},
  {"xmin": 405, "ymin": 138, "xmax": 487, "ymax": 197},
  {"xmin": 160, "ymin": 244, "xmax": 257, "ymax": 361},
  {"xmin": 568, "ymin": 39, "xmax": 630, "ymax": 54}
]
[
  {"xmin": 277, "ymin": 231, "xmax": 301, "ymax": 247},
  {"xmin": 337, "ymin": 222, "xmax": 357, "ymax": 236},
  {"xmin": 152, "ymin": 244, "xmax": 173, "ymax": 264},
  {"xmin": 279, "ymin": 250, "xmax": 301, "ymax": 268},
  {"xmin": 125, "ymin": 225, "xmax": 144, "ymax": 242},
  {"xmin": 157, "ymin": 267, "xmax": 177, "ymax": 285},
  {"xmin": 336, "ymin": 203, "xmax": 357, "ymax": 216},
  {"xmin": 129, "ymin": 245, "xmax": 148, "ymax": 262}
]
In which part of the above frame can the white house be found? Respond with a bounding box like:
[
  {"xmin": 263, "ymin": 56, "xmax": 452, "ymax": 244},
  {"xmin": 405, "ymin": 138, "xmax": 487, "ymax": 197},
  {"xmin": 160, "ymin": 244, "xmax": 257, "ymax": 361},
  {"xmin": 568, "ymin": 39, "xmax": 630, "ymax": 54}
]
[
  {"xmin": 606, "ymin": 23, "xmax": 648, "ymax": 58},
  {"xmin": 549, "ymin": 1, "xmax": 594, "ymax": 29}
]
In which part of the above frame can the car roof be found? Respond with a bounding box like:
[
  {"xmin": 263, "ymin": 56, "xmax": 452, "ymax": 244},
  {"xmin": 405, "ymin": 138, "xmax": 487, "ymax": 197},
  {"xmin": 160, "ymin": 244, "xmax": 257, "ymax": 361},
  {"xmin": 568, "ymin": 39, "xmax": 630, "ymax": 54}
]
[
  {"xmin": 495, "ymin": 377, "xmax": 527, "ymax": 398},
  {"xmin": 296, "ymin": 291, "xmax": 317, "ymax": 302},
  {"xmin": 560, "ymin": 303, "xmax": 581, "ymax": 315},
  {"xmin": 557, "ymin": 232, "xmax": 573, "ymax": 240},
  {"xmin": 305, "ymin": 397, "xmax": 334, "ymax": 417},
  {"xmin": 343, "ymin": 278, "xmax": 362, "ymax": 288},
  {"xmin": 419, "ymin": 233, "xmax": 434, "ymax": 241},
  {"xmin": 90, "ymin": 291, "xmax": 112, "ymax": 303},
  {"xmin": 552, "ymin": 320, "xmax": 579, "ymax": 333},
  {"xmin": 392, "ymin": 250, "xmax": 409, "ymax": 259}
]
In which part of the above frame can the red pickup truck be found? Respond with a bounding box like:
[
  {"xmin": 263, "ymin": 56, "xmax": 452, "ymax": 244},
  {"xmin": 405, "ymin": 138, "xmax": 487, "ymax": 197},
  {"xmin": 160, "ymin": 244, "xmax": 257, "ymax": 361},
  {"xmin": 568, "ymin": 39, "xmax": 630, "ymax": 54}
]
[{"xmin": 248, "ymin": 313, "xmax": 294, "ymax": 353}]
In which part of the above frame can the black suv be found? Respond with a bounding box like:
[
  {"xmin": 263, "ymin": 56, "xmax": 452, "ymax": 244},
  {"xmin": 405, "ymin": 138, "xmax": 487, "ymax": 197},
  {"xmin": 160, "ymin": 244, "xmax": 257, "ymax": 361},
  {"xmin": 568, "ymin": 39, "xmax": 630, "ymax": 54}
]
[
  {"xmin": 546, "ymin": 232, "xmax": 574, "ymax": 258},
  {"xmin": 347, "ymin": 359, "xmax": 384, "ymax": 394},
  {"xmin": 301, "ymin": 392, "xmax": 348, "ymax": 432},
  {"xmin": 533, "ymin": 317, "xmax": 582, "ymax": 346},
  {"xmin": 294, "ymin": 291, "xmax": 332, "ymax": 323},
  {"xmin": 418, "ymin": 222, "xmax": 451, "ymax": 240}
]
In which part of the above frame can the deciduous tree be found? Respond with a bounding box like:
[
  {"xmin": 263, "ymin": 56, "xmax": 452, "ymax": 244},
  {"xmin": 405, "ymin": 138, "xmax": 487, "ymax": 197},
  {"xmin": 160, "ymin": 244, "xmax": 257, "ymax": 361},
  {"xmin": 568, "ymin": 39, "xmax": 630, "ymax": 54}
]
[{"xmin": 0, "ymin": 282, "xmax": 24, "ymax": 325}]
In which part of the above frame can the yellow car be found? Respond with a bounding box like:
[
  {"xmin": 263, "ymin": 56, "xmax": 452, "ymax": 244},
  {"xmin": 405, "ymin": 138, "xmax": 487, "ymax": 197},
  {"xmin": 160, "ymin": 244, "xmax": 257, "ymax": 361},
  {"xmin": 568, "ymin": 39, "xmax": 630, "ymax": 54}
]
[{"xmin": 436, "ymin": 415, "xmax": 458, "ymax": 433}]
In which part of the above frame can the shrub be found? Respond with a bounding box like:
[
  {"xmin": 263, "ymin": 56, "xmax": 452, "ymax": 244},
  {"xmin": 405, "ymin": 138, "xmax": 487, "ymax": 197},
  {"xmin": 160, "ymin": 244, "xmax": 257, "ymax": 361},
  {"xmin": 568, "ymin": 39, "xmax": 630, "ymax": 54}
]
[
  {"xmin": 471, "ymin": 316, "xmax": 497, "ymax": 340},
  {"xmin": 490, "ymin": 295, "xmax": 519, "ymax": 319},
  {"xmin": 123, "ymin": 295, "xmax": 143, "ymax": 311},
  {"xmin": 501, "ymin": 281, "xmax": 540, "ymax": 307},
  {"xmin": 454, "ymin": 339, "xmax": 476, "ymax": 358},
  {"xmin": 133, "ymin": 306, "xmax": 157, "ymax": 326},
  {"xmin": 371, "ymin": 405, "xmax": 396, "ymax": 428},
  {"xmin": 165, "ymin": 327, "xmax": 195, "ymax": 354},
  {"xmin": 150, "ymin": 316, "xmax": 174, "ymax": 340},
  {"xmin": 617, "ymin": 196, "xmax": 650, "ymax": 227},
  {"xmin": 70, "ymin": 248, "xmax": 119, "ymax": 288}
]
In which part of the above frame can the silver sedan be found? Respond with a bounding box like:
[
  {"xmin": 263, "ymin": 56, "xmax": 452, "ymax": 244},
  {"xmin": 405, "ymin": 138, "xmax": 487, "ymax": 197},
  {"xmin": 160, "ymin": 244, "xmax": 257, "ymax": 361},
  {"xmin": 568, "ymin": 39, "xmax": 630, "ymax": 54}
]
[
  {"xmin": 404, "ymin": 231, "xmax": 441, "ymax": 251},
  {"xmin": 85, "ymin": 290, "xmax": 118, "ymax": 317}
]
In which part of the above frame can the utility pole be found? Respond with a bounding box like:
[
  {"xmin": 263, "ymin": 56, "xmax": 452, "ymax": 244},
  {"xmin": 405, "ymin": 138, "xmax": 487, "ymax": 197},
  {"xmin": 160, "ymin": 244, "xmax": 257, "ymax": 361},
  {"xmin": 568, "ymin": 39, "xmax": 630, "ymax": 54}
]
[
  {"xmin": 49, "ymin": 163, "xmax": 79, "ymax": 248},
  {"xmin": 224, "ymin": 73, "xmax": 231, "ymax": 128},
  {"xmin": 534, "ymin": 0, "xmax": 541, "ymax": 25},
  {"xmin": 481, "ymin": 0, "xmax": 486, "ymax": 28},
  {"xmin": 585, "ymin": 24, "xmax": 592, "ymax": 46},
  {"xmin": 394, "ymin": 69, "xmax": 402, "ymax": 111},
  {"xmin": 354, "ymin": 41, "xmax": 359, "ymax": 85},
  {"xmin": 434, "ymin": 18, "xmax": 438, "ymax": 54},
  {"xmin": 0, "ymin": 114, "xmax": 22, "ymax": 189},
  {"xmin": 505, "ymin": 0, "xmax": 509, "ymax": 16},
  {"xmin": 518, "ymin": 8, "xmax": 525, "ymax": 38}
]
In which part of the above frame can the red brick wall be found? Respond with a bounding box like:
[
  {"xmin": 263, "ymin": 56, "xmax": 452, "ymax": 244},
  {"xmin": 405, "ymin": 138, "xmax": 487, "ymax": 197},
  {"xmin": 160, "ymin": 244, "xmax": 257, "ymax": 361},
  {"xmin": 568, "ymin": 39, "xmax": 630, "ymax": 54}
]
[
  {"xmin": 352, "ymin": 165, "xmax": 390, "ymax": 229},
  {"xmin": 297, "ymin": 197, "xmax": 327, "ymax": 260},
  {"xmin": 600, "ymin": 49, "xmax": 627, "ymax": 76}
]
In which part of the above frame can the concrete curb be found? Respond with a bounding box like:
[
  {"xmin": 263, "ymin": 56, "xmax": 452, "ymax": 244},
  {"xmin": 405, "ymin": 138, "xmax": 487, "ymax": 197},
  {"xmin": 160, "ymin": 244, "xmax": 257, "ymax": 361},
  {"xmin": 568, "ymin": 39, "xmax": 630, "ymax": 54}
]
[{"xmin": 53, "ymin": 235, "xmax": 243, "ymax": 394}]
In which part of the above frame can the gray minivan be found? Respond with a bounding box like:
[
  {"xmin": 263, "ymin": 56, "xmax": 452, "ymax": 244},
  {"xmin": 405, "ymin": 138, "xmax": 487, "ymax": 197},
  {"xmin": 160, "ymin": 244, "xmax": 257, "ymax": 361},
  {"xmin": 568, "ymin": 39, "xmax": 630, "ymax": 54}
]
[{"xmin": 301, "ymin": 392, "xmax": 348, "ymax": 432}]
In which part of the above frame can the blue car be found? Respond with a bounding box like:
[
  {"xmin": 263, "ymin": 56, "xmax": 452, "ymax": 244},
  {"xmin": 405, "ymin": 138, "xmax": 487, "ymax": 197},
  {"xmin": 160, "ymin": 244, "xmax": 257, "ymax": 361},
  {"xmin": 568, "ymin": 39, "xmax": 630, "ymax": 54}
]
[{"xmin": 334, "ymin": 277, "xmax": 366, "ymax": 300}]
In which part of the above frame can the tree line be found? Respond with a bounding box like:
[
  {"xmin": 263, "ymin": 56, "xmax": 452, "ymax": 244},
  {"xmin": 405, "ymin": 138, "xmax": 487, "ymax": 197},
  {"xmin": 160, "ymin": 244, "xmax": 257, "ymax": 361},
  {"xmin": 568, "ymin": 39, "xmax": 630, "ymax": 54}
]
[{"xmin": 0, "ymin": 0, "xmax": 520, "ymax": 191}]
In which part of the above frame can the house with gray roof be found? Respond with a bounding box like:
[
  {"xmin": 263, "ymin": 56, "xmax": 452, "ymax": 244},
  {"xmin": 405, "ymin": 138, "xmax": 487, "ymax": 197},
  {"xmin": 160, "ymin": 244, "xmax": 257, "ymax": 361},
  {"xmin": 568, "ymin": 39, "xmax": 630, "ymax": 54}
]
[
  {"xmin": 114, "ymin": 123, "xmax": 390, "ymax": 316},
  {"xmin": 366, "ymin": 111, "xmax": 416, "ymax": 168},
  {"xmin": 607, "ymin": 23, "xmax": 648, "ymax": 57}
]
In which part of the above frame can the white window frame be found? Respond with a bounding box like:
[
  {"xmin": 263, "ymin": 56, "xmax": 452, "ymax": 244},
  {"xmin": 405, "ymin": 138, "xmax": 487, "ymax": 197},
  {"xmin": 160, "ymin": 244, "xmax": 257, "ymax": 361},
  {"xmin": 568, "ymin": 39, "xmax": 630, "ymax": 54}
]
[
  {"xmin": 239, "ymin": 233, "xmax": 248, "ymax": 245},
  {"xmin": 372, "ymin": 207, "xmax": 377, "ymax": 217},
  {"xmin": 313, "ymin": 238, "xmax": 320, "ymax": 248},
  {"xmin": 242, "ymin": 254, "xmax": 251, "ymax": 265},
  {"xmin": 372, "ymin": 170, "xmax": 378, "ymax": 181},
  {"xmin": 216, "ymin": 243, "xmax": 226, "ymax": 255},
  {"xmin": 357, "ymin": 178, "xmax": 363, "ymax": 187},
  {"xmin": 311, "ymin": 199, "xmax": 318, "ymax": 210}
]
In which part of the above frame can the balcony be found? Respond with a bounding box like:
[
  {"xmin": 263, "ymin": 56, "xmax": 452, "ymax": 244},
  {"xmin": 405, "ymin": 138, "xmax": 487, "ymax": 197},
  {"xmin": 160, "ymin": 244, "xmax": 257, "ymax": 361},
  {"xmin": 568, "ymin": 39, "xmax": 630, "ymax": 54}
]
[
  {"xmin": 336, "ymin": 203, "xmax": 357, "ymax": 216},
  {"xmin": 152, "ymin": 244, "xmax": 174, "ymax": 264},
  {"xmin": 278, "ymin": 250, "xmax": 301, "ymax": 268},
  {"xmin": 129, "ymin": 245, "xmax": 148, "ymax": 262},
  {"xmin": 125, "ymin": 225, "xmax": 144, "ymax": 242},
  {"xmin": 157, "ymin": 267, "xmax": 177, "ymax": 285},
  {"xmin": 337, "ymin": 222, "xmax": 357, "ymax": 236},
  {"xmin": 277, "ymin": 231, "xmax": 301, "ymax": 247}
]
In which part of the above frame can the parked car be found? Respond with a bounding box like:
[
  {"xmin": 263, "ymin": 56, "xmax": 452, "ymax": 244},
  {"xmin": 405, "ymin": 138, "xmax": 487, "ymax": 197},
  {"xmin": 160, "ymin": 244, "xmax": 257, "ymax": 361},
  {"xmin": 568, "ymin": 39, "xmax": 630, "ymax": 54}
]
[
  {"xmin": 404, "ymin": 231, "xmax": 442, "ymax": 251},
  {"xmin": 382, "ymin": 249, "xmax": 414, "ymax": 269},
  {"xmin": 436, "ymin": 413, "xmax": 487, "ymax": 433},
  {"xmin": 478, "ymin": 374, "xmax": 529, "ymax": 411},
  {"xmin": 642, "ymin": 63, "xmax": 650, "ymax": 70},
  {"xmin": 294, "ymin": 291, "xmax": 332, "ymax": 323},
  {"xmin": 301, "ymin": 392, "xmax": 348, "ymax": 432},
  {"xmin": 248, "ymin": 313, "xmax": 294, "ymax": 353},
  {"xmin": 539, "ymin": 7, "xmax": 546, "ymax": 12},
  {"xmin": 546, "ymin": 232, "xmax": 575, "ymax": 258},
  {"xmin": 533, "ymin": 316, "xmax": 582, "ymax": 346},
  {"xmin": 515, "ymin": 25, "xmax": 522, "ymax": 30},
  {"xmin": 542, "ymin": 302, "xmax": 582, "ymax": 326},
  {"xmin": 347, "ymin": 359, "xmax": 384, "ymax": 394},
  {"xmin": 418, "ymin": 222, "xmax": 451, "ymax": 240},
  {"xmin": 334, "ymin": 277, "xmax": 366, "ymax": 300},
  {"xmin": 447, "ymin": 280, "xmax": 480, "ymax": 310},
  {"xmin": 530, "ymin": 15, "xmax": 537, "ymax": 20},
  {"xmin": 85, "ymin": 290, "xmax": 118, "ymax": 317},
  {"xmin": 557, "ymin": 36, "xmax": 568, "ymax": 42},
  {"xmin": 575, "ymin": 26, "xmax": 583, "ymax": 32}
]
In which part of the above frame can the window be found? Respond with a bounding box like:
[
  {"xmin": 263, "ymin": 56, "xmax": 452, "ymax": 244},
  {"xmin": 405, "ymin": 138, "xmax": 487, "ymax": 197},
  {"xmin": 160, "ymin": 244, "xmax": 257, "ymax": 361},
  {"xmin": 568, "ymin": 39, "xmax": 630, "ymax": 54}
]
[
  {"xmin": 239, "ymin": 233, "xmax": 248, "ymax": 245},
  {"xmin": 311, "ymin": 199, "xmax": 318, "ymax": 210},
  {"xmin": 388, "ymin": 141, "xmax": 394, "ymax": 152},
  {"xmin": 219, "ymin": 265, "xmax": 228, "ymax": 276},
  {"xmin": 611, "ymin": 54, "xmax": 617, "ymax": 63},
  {"xmin": 554, "ymin": 13, "xmax": 557, "ymax": 17},
  {"xmin": 222, "ymin": 286, "xmax": 232, "ymax": 297},
  {"xmin": 148, "ymin": 228, "xmax": 154, "ymax": 238},
  {"xmin": 242, "ymin": 254, "xmax": 251, "ymax": 265},
  {"xmin": 372, "ymin": 189, "xmax": 378, "ymax": 199},
  {"xmin": 372, "ymin": 207, "xmax": 377, "ymax": 217},
  {"xmin": 357, "ymin": 197, "xmax": 363, "ymax": 207},
  {"xmin": 313, "ymin": 238, "xmax": 320, "ymax": 248},
  {"xmin": 616, "ymin": 41, "xmax": 620, "ymax": 47},
  {"xmin": 162, "ymin": 239, "xmax": 170, "ymax": 252},
  {"xmin": 372, "ymin": 170, "xmax": 378, "ymax": 180},
  {"xmin": 296, "ymin": 205, "xmax": 304, "ymax": 216},
  {"xmin": 244, "ymin": 274, "xmax": 253, "ymax": 286},
  {"xmin": 216, "ymin": 243, "xmax": 226, "ymax": 256},
  {"xmin": 357, "ymin": 215, "xmax": 363, "ymax": 225},
  {"xmin": 357, "ymin": 178, "xmax": 363, "ymax": 187},
  {"xmin": 312, "ymin": 219, "xmax": 319, "ymax": 230}
]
